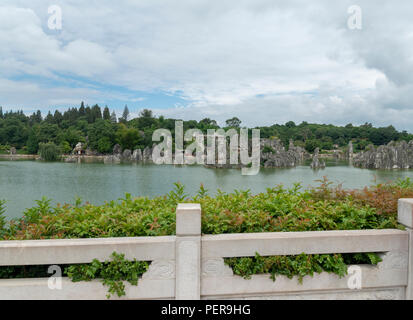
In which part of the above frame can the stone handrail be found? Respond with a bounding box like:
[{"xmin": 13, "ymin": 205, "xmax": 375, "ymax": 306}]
[
  {"xmin": 202, "ymin": 229, "xmax": 407, "ymax": 258},
  {"xmin": 0, "ymin": 236, "xmax": 176, "ymax": 266}
]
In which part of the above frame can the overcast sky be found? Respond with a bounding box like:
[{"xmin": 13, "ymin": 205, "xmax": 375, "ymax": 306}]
[{"xmin": 1, "ymin": 1, "xmax": 412, "ymax": 130}]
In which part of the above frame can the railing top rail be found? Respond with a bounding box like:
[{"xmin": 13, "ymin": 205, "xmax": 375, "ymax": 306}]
[
  {"xmin": 202, "ymin": 229, "xmax": 408, "ymax": 258},
  {"xmin": 0, "ymin": 236, "xmax": 176, "ymax": 266},
  {"xmin": 0, "ymin": 235, "xmax": 175, "ymax": 248}
]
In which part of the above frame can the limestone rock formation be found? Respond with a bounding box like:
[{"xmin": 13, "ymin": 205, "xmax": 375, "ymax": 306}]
[
  {"xmin": 261, "ymin": 138, "xmax": 308, "ymax": 168},
  {"xmin": 122, "ymin": 149, "xmax": 132, "ymax": 160},
  {"xmin": 348, "ymin": 141, "xmax": 354, "ymax": 159},
  {"xmin": 103, "ymin": 144, "xmax": 153, "ymax": 164},
  {"xmin": 142, "ymin": 146, "xmax": 153, "ymax": 162},
  {"xmin": 64, "ymin": 156, "xmax": 78, "ymax": 163},
  {"xmin": 113, "ymin": 144, "xmax": 122, "ymax": 155},
  {"xmin": 103, "ymin": 144, "xmax": 122, "ymax": 164},
  {"xmin": 310, "ymin": 148, "xmax": 326, "ymax": 169},
  {"xmin": 103, "ymin": 154, "xmax": 121, "ymax": 164},
  {"xmin": 101, "ymin": 138, "xmax": 309, "ymax": 168},
  {"xmin": 204, "ymin": 138, "xmax": 308, "ymax": 169},
  {"xmin": 85, "ymin": 148, "xmax": 98, "ymax": 156},
  {"xmin": 332, "ymin": 149, "xmax": 344, "ymax": 160},
  {"xmin": 73, "ymin": 142, "xmax": 84, "ymax": 155},
  {"xmin": 353, "ymin": 140, "xmax": 413, "ymax": 169},
  {"xmin": 132, "ymin": 149, "xmax": 143, "ymax": 162}
]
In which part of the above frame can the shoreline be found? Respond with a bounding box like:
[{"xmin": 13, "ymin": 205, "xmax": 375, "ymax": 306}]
[
  {"xmin": 0, "ymin": 154, "xmax": 38, "ymax": 160},
  {"xmin": 0, "ymin": 154, "xmax": 106, "ymax": 161}
]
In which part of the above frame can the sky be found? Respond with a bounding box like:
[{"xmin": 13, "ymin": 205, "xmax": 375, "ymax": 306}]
[{"xmin": 0, "ymin": 0, "xmax": 413, "ymax": 130}]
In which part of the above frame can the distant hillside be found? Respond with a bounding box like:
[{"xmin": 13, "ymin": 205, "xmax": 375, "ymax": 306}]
[{"xmin": 0, "ymin": 104, "xmax": 412, "ymax": 155}]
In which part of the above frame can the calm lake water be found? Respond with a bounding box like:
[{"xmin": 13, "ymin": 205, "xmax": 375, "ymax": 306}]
[{"xmin": 1, "ymin": 159, "xmax": 413, "ymax": 219}]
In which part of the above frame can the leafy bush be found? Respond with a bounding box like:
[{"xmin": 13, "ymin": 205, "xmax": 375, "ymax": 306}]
[
  {"xmin": 0, "ymin": 144, "xmax": 11, "ymax": 154},
  {"xmin": 0, "ymin": 200, "xmax": 6, "ymax": 233},
  {"xmin": 97, "ymin": 137, "xmax": 113, "ymax": 154},
  {"xmin": 304, "ymin": 139, "xmax": 321, "ymax": 153},
  {"xmin": 309, "ymin": 176, "xmax": 413, "ymax": 215},
  {"xmin": 66, "ymin": 252, "xmax": 149, "ymax": 298},
  {"xmin": 59, "ymin": 141, "xmax": 72, "ymax": 154},
  {"xmin": 198, "ymin": 184, "xmax": 400, "ymax": 235},
  {"xmin": 0, "ymin": 252, "xmax": 149, "ymax": 299},
  {"xmin": 262, "ymin": 146, "xmax": 275, "ymax": 154},
  {"xmin": 394, "ymin": 177, "xmax": 413, "ymax": 189},
  {"xmin": 1, "ymin": 193, "xmax": 176, "ymax": 240},
  {"xmin": 225, "ymin": 252, "xmax": 382, "ymax": 283},
  {"xmin": 38, "ymin": 142, "xmax": 61, "ymax": 161}
]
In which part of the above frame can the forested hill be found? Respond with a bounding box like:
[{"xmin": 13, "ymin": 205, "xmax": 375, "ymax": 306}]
[{"xmin": 0, "ymin": 103, "xmax": 412, "ymax": 155}]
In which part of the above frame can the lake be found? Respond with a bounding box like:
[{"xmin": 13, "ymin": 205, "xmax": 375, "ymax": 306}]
[{"xmin": 1, "ymin": 159, "xmax": 413, "ymax": 219}]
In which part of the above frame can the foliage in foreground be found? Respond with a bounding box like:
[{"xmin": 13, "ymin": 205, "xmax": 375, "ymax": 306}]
[
  {"xmin": 0, "ymin": 179, "xmax": 411, "ymax": 296},
  {"xmin": 197, "ymin": 182, "xmax": 401, "ymax": 235},
  {"xmin": 0, "ymin": 252, "xmax": 149, "ymax": 298},
  {"xmin": 66, "ymin": 252, "xmax": 149, "ymax": 298},
  {"xmin": 0, "ymin": 200, "xmax": 6, "ymax": 231},
  {"xmin": 224, "ymin": 252, "xmax": 382, "ymax": 283},
  {"xmin": 308, "ymin": 176, "xmax": 413, "ymax": 216}
]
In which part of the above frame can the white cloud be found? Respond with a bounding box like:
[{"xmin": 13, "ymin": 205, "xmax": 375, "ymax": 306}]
[
  {"xmin": 0, "ymin": 78, "xmax": 100, "ymax": 110},
  {"xmin": 0, "ymin": 1, "xmax": 412, "ymax": 130}
]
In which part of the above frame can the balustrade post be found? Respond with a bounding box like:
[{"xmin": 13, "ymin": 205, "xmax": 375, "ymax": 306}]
[
  {"xmin": 398, "ymin": 199, "xmax": 413, "ymax": 300},
  {"xmin": 175, "ymin": 203, "xmax": 202, "ymax": 300}
]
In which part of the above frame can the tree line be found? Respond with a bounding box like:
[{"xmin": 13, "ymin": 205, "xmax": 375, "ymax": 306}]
[{"xmin": 0, "ymin": 103, "xmax": 412, "ymax": 155}]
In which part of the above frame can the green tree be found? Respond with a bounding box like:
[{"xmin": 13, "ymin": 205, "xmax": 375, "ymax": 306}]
[
  {"xmin": 60, "ymin": 141, "xmax": 72, "ymax": 154},
  {"xmin": 79, "ymin": 102, "xmax": 86, "ymax": 116},
  {"xmin": 53, "ymin": 110, "xmax": 63, "ymax": 125},
  {"xmin": 285, "ymin": 121, "xmax": 296, "ymax": 128},
  {"xmin": 117, "ymin": 125, "xmax": 141, "ymax": 150},
  {"xmin": 120, "ymin": 105, "xmax": 130, "ymax": 123},
  {"xmin": 26, "ymin": 130, "xmax": 39, "ymax": 154},
  {"xmin": 304, "ymin": 139, "xmax": 320, "ymax": 153},
  {"xmin": 87, "ymin": 119, "xmax": 116, "ymax": 153},
  {"xmin": 38, "ymin": 142, "xmax": 61, "ymax": 161},
  {"xmin": 103, "ymin": 107, "xmax": 111, "ymax": 121},
  {"xmin": 137, "ymin": 109, "xmax": 156, "ymax": 128},
  {"xmin": 91, "ymin": 105, "xmax": 102, "ymax": 121},
  {"xmin": 225, "ymin": 117, "xmax": 241, "ymax": 128},
  {"xmin": 97, "ymin": 137, "xmax": 113, "ymax": 153}
]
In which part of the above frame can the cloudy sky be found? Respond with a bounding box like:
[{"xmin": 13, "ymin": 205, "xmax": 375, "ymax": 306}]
[{"xmin": 1, "ymin": 0, "xmax": 413, "ymax": 130}]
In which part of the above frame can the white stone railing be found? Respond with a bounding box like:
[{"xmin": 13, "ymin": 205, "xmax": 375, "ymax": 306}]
[{"xmin": 0, "ymin": 201, "xmax": 412, "ymax": 300}]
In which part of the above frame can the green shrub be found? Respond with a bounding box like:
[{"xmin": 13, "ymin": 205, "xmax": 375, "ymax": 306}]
[
  {"xmin": 66, "ymin": 252, "xmax": 149, "ymax": 298},
  {"xmin": 0, "ymin": 144, "xmax": 11, "ymax": 154},
  {"xmin": 304, "ymin": 139, "xmax": 321, "ymax": 153},
  {"xmin": 38, "ymin": 142, "xmax": 61, "ymax": 161},
  {"xmin": 225, "ymin": 252, "xmax": 382, "ymax": 283},
  {"xmin": 59, "ymin": 141, "xmax": 72, "ymax": 154},
  {"xmin": 262, "ymin": 146, "xmax": 275, "ymax": 154},
  {"xmin": 0, "ymin": 200, "xmax": 6, "ymax": 233},
  {"xmin": 198, "ymin": 185, "xmax": 400, "ymax": 235},
  {"xmin": 394, "ymin": 177, "xmax": 413, "ymax": 189},
  {"xmin": 0, "ymin": 252, "xmax": 149, "ymax": 299},
  {"xmin": 97, "ymin": 137, "xmax": 113, "ymax": 154}
]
